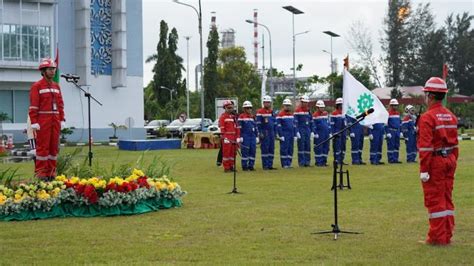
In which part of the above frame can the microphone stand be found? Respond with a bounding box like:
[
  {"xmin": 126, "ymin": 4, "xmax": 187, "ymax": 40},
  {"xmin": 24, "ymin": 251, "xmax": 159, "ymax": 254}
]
[
  {"xmin": 312, "ymin": 113, "xmax": 367, "ymax": 240},
  {"xmin": 63, "ymin": 77, "xmax": 102, "ymax": 167}
]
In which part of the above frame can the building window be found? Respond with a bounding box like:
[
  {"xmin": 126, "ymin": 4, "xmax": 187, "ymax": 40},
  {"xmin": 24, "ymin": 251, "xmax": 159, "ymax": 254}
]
[
  {"xmin": 0, "ymin": 90, "xmax": 28, "ymax": 123},
  {"xmin": 0, "ymin": 0, "xmax": 52, "ymax": 63}
]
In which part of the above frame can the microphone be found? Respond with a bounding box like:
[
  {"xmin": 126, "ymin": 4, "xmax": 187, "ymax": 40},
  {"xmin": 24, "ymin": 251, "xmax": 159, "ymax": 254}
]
[
  {"xmin": 61, "ymin": 73, "xmax": 80, "ymax": 81},
  {"xmin": 355, "ymin": 108, "xmax": 374, "ymax": 119}
]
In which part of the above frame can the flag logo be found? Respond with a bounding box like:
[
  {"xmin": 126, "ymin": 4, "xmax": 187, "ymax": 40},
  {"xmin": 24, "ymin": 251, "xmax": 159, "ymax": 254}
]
[{"xmin": 357, "ymin": 93, "xmax": 374, "ymax": 113}]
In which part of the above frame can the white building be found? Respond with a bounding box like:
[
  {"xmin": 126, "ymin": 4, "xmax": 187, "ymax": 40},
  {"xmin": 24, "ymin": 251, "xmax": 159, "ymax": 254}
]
[{"xmin": 0, "ymin": 0, "xmax": 144, "ymax": 142}]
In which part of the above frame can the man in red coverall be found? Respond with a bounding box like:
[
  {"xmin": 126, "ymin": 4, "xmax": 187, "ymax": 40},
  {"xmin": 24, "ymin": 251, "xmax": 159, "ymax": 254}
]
[
  {"xmin": 29, "ymin": 58, "xmax": 66, "ymax": 180},
  {"xmin": 417, "ymin": 77, "xmax": 459, "ymax": 245},
  {"xmin": 219, "ymin": 100, "xmax": 241, "ymax": 172}
]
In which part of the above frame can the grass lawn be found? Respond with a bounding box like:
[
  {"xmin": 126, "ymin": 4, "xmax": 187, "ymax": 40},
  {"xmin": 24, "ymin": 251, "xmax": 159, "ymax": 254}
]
[{"xmin": 0, "ymin": 140, "xmax": 473, "ymax": 265}]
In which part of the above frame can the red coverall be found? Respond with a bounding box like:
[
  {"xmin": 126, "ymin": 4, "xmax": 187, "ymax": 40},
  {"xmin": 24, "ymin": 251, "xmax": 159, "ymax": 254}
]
[
  {"xmin": 219, "ymin": 112, "xmax": 240, "ymax": 171},
  {"xmin": 29, "ymin": 77, "xmax": 65, "ymax": 178},
  {"xmin": 417, "ymin": 102, "xmax": 458, "ymax": 245}
]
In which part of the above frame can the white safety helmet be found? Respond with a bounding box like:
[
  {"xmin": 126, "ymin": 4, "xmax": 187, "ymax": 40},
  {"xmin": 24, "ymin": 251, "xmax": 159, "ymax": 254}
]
[
  {"xmin": 282, "ymin": 99, "xmax": 292, "ymax": 106},
  {"xmin": 242, "ymin": 101, "xmax": 253, "ymax": 108},
  {"xmin": 405, "ymin": 104, "xmax": 414, "ymax": 112},
  {"xmin": 316, "ymin": 100, "xmax": 325, "ymax": 108},
  {"xmin": 335, "ymin": 98, "xmax": 343, "ymax": 105},
  {"xmin": 390, "ymin": 98, "xmax": 399, "ymax": 105},
  {"xmin": 262, "ymin": 95, "xmax": 272, "ymax": 103},
  {"xmin": 300, "ymin": 95, "xmax": 310, "ymax": 103}
]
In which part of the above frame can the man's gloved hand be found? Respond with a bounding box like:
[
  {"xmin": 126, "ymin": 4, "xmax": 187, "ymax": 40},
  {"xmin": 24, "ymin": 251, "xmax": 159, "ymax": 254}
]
[
  {"xmin": 350, "ymin": 133, "xmax": 355, "ymax": 138},
  {"xmin": 61, "ymin": 121, "xmax": 66, "ymax": 130},
  {"xmin": 296, "ymin": 132, "xmax": 301, "ymax": 139},
  {"xmin": 369, "ymin": 134, "xmax": 374, "ymax": 140},
  {"xmin": 279, "ymin": 136, "xmax": 285, "ymax": 142},
  {"xmin": 420, "ymin": 172, "xmax": 430, "ymax": 182},
  {"xmin": 310, "ymin": 132, "xmax": 315, "ymax": 138},
  {"xmin": 31, "ymin": 123, "xmax": 40, "ymax": 130},
  {"xmin": 315, "ymin": 134, "xmax": 319, "ymax": 139},
  {"xmin": 414, "ymin": 126, "xmax": 417, "ymax": 131},
  {"xmin": 236, "ymin": 137, "xmax": 243, "ymax": 143},
  {"xmin": 400, "ymin": 132, "xmax": 404, "ymax": 138},
  {"xmin": 294, "ymin": 136, "xmax": 298, "ymax": 141},
  {"xmin": 329, "ymin": 133, "xmax": 333, "ymax": 138},
  {"xmin": 223, "ymin": 138, "xmax": 230, "ymax": 144},
  {"xmin": 256, "ymin": 137, "xmax": 260, "ymax": 144},
  {"xmin": 386, "ymin": 133, "xmax": 392, "ymax": 139}
]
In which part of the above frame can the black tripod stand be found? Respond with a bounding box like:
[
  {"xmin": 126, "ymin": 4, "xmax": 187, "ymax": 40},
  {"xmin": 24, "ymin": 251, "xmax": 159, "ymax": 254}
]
[
  {"xmin": 62, "ymin": 75, "xmax": 102, "ymax": 167},
  {"xmin": 312, "ymin": 109, "xmax": 373, "ymax": 240},
  {"xmin": 227, "ymin": 139, "xmax": 242, "ymax": 194}
]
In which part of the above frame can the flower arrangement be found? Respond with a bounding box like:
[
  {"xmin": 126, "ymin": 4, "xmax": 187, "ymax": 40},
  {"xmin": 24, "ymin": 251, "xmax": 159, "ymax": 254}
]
[{"xmin": 0, "ymin": 169, "xmax": 185, "ymax": 221}]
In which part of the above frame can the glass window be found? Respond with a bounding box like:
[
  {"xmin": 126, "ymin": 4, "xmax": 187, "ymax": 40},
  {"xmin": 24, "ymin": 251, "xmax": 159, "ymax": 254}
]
[
  {"xmin": 0, "ymin": 90, "xmax": 13, "ymax": 122},
  {"xmin": 13, "ymin": 90, "xmax": 29, "ymax": 123},
  {"xmin": 3, "ymin": 24, "xmax": 21, "ymax": 60}
]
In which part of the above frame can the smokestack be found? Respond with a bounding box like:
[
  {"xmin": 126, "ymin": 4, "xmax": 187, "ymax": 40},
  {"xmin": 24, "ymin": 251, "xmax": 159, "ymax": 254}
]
[{"xmin": 253, "ymin": 9, "xmax": 258, "ymax": 69}]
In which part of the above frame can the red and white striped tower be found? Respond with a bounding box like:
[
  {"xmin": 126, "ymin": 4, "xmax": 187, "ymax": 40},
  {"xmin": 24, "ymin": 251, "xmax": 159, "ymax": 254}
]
[
  {"xmin": 253, "ymin": 9, "xmax": 258, "ymax": 69},
  {"xmin": 211, "ymin": 11, "xmax": 216, "ymax": 29}
]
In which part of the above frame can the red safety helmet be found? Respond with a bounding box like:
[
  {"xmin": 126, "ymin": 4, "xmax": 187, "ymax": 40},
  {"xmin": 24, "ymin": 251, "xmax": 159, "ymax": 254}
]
[
  {"xmin": 423, "ymin": 77, "xmax": 447, "ymax": 93},
  {"xmin": 223, "ymin": 100, "xmax": 234, "ymax": 108},
  {"xmin": 38, "ymin": 58, "xmax": 56, "ymax": 70}
]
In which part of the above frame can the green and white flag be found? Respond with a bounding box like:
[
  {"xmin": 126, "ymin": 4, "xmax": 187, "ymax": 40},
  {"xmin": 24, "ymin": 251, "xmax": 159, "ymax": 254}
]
[{"xmin": 342, "ymin": 69, "xmax": 388, "ymax": 126}]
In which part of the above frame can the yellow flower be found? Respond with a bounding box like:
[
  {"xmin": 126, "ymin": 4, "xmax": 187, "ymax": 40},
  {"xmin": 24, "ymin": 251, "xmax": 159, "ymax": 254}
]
[
  {"xmin": 168, "ymin": 182, "xmax": 177, "ymax": 191},
  {"xmin": 70, "ymin": 177, "xmax": 80, "ymax": 184},
  {"xmin": 14, "ymin": 193, "xmax": 25, "ymax": 203},
  {"xmin": 125, "ymin": 175, "xmax": 138, "ymax": 182},
  {"xmin": 55, "ymin": 175, "xmax": 67, "ymax": 182},
  {"xmin": 0, "ymin": 193, "xmax": 7, "ymax": 205},
  {"xmin": 37, "ymin": 190, "xmax": 51, "ymax": 200},
  {"xmin": 132, "ymin": 168, "xmax": 145, "ymax": 177},
  {"xmin": 50, "ymin": 187, "xmax": 61, "ymax": 197},
  {"xmin": 79, "ymin": 179, "xmax": 88, "ymax": 185}
]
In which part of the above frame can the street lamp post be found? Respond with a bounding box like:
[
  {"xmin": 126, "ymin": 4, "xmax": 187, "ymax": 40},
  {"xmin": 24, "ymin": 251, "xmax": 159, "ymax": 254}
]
[
  {"xmin": 283, "ymin": 5, "xmax": 304, "ymax": 103},
  {"xmin": 323, "ymin": 31, "xmax": 340, "ymax": 99},
  {"xmin": 161, "ymin": 86, "xmax": 175, "ymax": 121},
  {"xmin": 184, "ymin": 36, "xmax": 191, "ymax": 117},
  {"xmin": 174, "ymin": 0, "xmax": 204, "ymax": 127},
  {"xmin": 245, "ymin": 19, "xmax": 273, "ymax": 98}
]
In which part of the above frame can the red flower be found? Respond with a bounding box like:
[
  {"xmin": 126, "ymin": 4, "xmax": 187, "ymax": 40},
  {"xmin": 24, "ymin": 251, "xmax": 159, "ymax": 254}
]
[
  {"xmin": 106, "ymin": 183, "xmax": 117, "ymax": 192},
  {"xmin": 83, "ymin": 185, "xmax": 98, "ymax": 204},
  {"xmin": 74, "ymin": 184, "xmax": 85, "ymax": 194},
  {"xmin": 65, "ymin": 181, "xmax": 74, "ymax": 188},
  {"xmin": 137, "ymin": 177, "xmax": 150, "ymax": 188}
]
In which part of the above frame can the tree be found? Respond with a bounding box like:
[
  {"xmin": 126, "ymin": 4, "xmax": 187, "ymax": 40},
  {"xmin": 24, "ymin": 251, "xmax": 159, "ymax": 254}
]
[
  {"xmin": 167, "ymin": 28, "xmax": 185, "ymax": 98},
  {"xmin": 402, "ymin": 3, "xmax": 438, "ymax": 85},
  {"xmin": 347, "ymin": 20, "xmax": 383, "ymax": 87},
  {"xmin": 203, "ymin": 26, "xmax": 219, "ymax": 119},
  {"xmin": 445, "ymin": 13, "xmax": 474, "ymax": 96},
  {"xmin": 146, "ymin": 20, "xmax": 186, "ymax": 120},
  {"xmin": 217, "ymin": 47, "xmax": 261, "ymax": 112},
  {"xmin": 382, "ymin": 0, "xmax": 411, "ymax": 87}
]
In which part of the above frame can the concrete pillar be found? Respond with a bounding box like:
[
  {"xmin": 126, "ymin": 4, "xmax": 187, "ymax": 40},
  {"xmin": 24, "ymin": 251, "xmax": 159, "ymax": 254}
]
[
  {"xmin": 74, "ymin": 0, "xmax": 91, "ymax": 86},
  {"xmin": 111, "ymin": 0, "xmax": 127, "ymax": 88}
]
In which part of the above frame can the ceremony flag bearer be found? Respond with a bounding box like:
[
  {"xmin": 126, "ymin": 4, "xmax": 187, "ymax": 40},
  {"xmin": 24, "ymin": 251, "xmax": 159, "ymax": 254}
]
[
  {"xmin": 218, "ymin": 100, "xmax": 241, "ymax": 173},
  {"xmin": 330, "ymin": 98, "xmax": 347, "ymax": 164},
  {"xmin": 312, "ymin": 100, "xmax": 330, "ymax": 167},
  {"xmin": 276, "ymin": 99, "xmax": 296, "ymax": 168},
  {"xmin": 294, "ymin": 95, "xmax": 312, "ymax": 167},
  {"xmin": 386, "ymin": 99, "xmax": 402, "ymax": 163},
  {"xmin": 418, "ymin": 77, "xmax": 458, "ymax": 246},
  {"xmin": 238, "ymin": 101, "xmax": 258, "ymax": 171},
  {"xmin": 256, "ymin": 96, "xmax": 277, "ymax": 170},
  {"xmin": 401, "ymin": 104, "xmax": 417, "ymax": 163}
]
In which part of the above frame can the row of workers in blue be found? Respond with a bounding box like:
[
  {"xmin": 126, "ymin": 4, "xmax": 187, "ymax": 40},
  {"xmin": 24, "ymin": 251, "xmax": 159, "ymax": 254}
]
[{"xmin": 234, "ymin": 96, "xmax": 418, "ymax": 171}]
